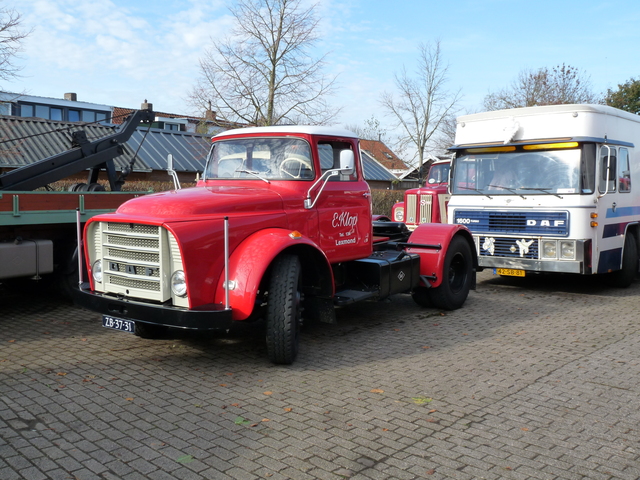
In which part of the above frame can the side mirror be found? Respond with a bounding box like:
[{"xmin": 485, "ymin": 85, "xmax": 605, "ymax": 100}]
[
  {"xmin": 339, "ymin": 150, "xmax": 355, "ymax": 175},
  {"xmin": 167, "ymin": 153, "xmax": 181, "ymax": 190}
]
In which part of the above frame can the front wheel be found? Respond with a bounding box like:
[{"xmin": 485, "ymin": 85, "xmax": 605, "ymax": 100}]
[
  {"xmin": 427, "ymin": 236, "xmax": 473, "ymax": 310},
  {"xmin": 266, "ymin": 255, "xmax": 303, "ymax": 364}
]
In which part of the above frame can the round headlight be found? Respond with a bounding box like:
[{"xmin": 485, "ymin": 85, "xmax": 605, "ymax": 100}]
[
  {"xmin": 171, "ymin": 270, "xmax": 187, "ymax": 297},
  {"xmin": 92, "ymin": 259, "xmax": 103, "ymax": 283},
  {"xmin": 394, "ymin": 208, "xmax": 404, "ymax": 222}
]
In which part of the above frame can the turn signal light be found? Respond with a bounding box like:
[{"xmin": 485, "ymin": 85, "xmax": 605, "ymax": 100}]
[
  {"xmin": 289, "ymin": 230, "xmax": 303, "ymax": 239},
  {"xmin": 590, "ymin": 221, "xmax": 598, "ymax": 227},
  {"xmin": 590, "ymin": 212, "xmax": 598, "ymax": 218}
]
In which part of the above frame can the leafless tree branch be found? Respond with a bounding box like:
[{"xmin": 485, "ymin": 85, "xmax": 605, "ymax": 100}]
[
  {"xmin": 380, "ymin": 41, "xmax": 460, "ymax": 180},
  {"xmin": 190, "ymin": 0, "xmax": 339, "ymax": 126}
]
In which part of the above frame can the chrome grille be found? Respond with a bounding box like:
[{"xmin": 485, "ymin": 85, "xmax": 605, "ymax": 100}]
[
  {"xmin": 108, "ymin": 223, "xmax": 159, "ymax": 235},
  {"xmin": 418, "ymin": 194, "xmax": 432, "ymax": 224},
  {"xmin": 97, "ymin": 222, "xmax": 168, "ymax": 301},
  {"xmin": 108, "ymin": 275, "xmax": 161, "ymax": 291},
  {"xmin": 406, "ymin": 194, "xmax": 417, "ymax": 223},
  {"xmin": 479, "ymin": 236, "xmax": 540, "ymax": 259},
  {"xmin": 107, "ymin": 235, "xmax": 159, "ymax": 249},
  {"xmin": 107, "ymin": 248, "xmax": 159, "ymax": 263}
]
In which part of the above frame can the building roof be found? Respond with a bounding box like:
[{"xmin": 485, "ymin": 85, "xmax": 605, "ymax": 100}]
[
  {"xmin": 0, "ymin": 91, "xmax": 112, "ymax": 112},
  {"xmin": 359, "ymin": 139, "xmax": 407, "ymax": 170},
  {"xmin": 113, "ymin": 106, "xmax": 242, "ymax": 130},
  {"xmin": 360, "ymin": 150, "xmax": 399, "ymax": 182}
]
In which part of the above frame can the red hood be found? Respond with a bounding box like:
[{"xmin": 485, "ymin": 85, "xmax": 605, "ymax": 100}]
[{"xmin": 115, "ymin": 185, "xmax": 284, "ymax": 220}]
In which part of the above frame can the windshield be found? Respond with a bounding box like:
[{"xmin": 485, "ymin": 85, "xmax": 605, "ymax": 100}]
[
  {"xmin": 451, "ymin": 147, "xmax": 586, "ymax": 195},
  {"xmin": 427, "ymin": 163, "xmax": 450, "ymax": 184},
  {"xmin": 204, "ymin": 137, "xmax": 314, "ymax": 181}
]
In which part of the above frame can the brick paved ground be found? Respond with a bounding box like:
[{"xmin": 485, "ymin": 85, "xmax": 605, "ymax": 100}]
[{"xmin": 1, "ymin": 270, "xmax": 639, "ymax": 479}]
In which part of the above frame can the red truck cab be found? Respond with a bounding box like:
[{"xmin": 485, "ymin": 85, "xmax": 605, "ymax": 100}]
[
  {"xmin": 392, "ymin": 159, "xmax": 451, "ymax": 228},
  {"xmin": 75, "ymin": 127, "xmax": 475, "ymax": 364}
]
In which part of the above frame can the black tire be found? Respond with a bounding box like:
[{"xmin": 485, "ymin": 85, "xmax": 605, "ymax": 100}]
[
  {"xmin": 608, "ymin": 233, "xmax": 638, "ymax": 288},
  {"xmin": 135, "ymin": 322, "xmax": 168, "ymax": 339},
  {"xmin": 427, "ymin": 235, "xmax": 473, "ymax": 310},
  {"xmin": 411, "ymin": 286, "xmax": 431, "ymax": 308},
  {"xmin": 266, "ymin": 254, "xmax": 303, "ymax": 365}
]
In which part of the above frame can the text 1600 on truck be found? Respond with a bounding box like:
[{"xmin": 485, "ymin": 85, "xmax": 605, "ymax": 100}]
[{"xmin": 74, "ymin": 126, "xmax": 477, "ymax": 364}]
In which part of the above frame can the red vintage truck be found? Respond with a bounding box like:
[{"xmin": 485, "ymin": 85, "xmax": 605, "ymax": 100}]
[
  {"xmin": 74, "ymin": 126, "xmax": 476, "ymax": 364},
  {"xmin": 391, "ymin": 159, "xmax": 451, "ymax": 227}
]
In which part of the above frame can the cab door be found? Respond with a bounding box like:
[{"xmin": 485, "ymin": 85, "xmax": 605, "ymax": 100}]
[
  {"xmin": 595, "ymin": 145, "xmax": 632, "ymax": 273},
  {"xmin": 313, "ymin": 138, "xmax": 372, "ymax": 263}
]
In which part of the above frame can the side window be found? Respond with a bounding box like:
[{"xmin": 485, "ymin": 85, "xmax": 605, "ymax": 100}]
[
  {"xmin": 619, "ymin": 148, "xmax": 631, "ymax": 193},
  {"xmin": 598, "ymin": 146, "xmax": 617, "ymax": 193},
  {"xmin": 318, "ymin": 141, "xmax": 356, "ymax": 181}
]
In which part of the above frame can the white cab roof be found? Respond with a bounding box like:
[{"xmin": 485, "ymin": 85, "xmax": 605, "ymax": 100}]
[{"xmin": 213, "ymin": 125, "xmax": 359, "ymax": 139}]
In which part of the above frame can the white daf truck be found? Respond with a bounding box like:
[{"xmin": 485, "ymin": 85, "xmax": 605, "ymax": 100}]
[{"xmin": 447, "ymin": 104, "xmax": 640, "ymax": 286}]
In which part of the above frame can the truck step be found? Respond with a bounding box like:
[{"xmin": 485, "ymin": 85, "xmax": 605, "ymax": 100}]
[{"xmin": 333, "ymin": 289, "xmax": 378, "ymax": 306}]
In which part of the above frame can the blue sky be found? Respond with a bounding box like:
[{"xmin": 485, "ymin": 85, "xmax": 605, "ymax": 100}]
[{"xmin": 5, "ymin": 0, "xmax": 640, "ymax": 136}]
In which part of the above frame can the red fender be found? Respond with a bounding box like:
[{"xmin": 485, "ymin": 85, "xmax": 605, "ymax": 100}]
[
  {"xmin": 216, "ymin": 228, "xmax": 331, "ymax": 321},
  {"xmin": 406, "ymin": 223, "xmax": 475, "ymax": 288}
]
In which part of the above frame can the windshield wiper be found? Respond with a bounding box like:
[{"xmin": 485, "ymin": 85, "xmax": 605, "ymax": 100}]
[
  {"xmin": 519, "ymin": 187, "xmax": 563, "ymax": 198},
  {"xmin": 487, "ymin": 185, "xmax": 526, "ymax": 199},
  {"xmin": 456, "ymin": 185, "xmax": 493, "ymax": 199},
  {"xmin": 236, "ymin": 169, "xmax": 270, "ymax": 184}
]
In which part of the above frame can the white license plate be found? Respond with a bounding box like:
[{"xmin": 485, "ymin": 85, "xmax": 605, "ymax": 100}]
[{"xmin": 102, "ymin": 315, "xmax": 135, "ymax": 333}]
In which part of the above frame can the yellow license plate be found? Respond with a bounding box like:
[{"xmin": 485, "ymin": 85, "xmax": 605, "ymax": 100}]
[{"xmin": 495, "ymin": 268, "xmax": 525, "ymax": 277}]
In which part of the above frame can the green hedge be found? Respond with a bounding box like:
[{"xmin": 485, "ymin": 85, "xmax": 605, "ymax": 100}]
[{"xmin": 371, "ymin": 189, "xmax": 405, "ymax": 218}]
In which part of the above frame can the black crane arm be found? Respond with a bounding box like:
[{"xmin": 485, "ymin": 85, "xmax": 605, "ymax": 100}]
[{"xmin": 0, "ymin": 107, "xmax": 154, "ymax": 192}]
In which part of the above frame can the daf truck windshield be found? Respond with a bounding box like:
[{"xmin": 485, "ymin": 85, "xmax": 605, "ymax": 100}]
[{"xmin": 451, "ymin": 145, "xmax": 595, "ymax": 196}]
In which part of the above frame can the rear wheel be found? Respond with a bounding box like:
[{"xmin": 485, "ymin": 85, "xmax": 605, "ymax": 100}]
[
  {"xmin": 266, "ymin": 254, "xmax": 303, "ymax": 365},
  {"xmin": 428, "ymin": 236, "xmax": 473, "ymax": 310},
  {"xmin": 608, "ymin": 233, "xmax": 638, "ymax": 288}
]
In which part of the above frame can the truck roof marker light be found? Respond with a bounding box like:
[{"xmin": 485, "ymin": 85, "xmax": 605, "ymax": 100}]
[
  {"xmin": 465, "ymin": 146, "xmax": 515, "ymax": 154},
  {"xmin": 289, "ymin": 230, "xmax": 303, "ymax": 239},
  {"xmin": 590, "ymin": 212, "xmax": 598, "ymax": 218},
  {"xmin": 590, "ymin": 221, "xmax": 598, "ymax": 227},
  {"xmin": 523, "ymin": 142, "xmax": 579, "ymax": 150}
]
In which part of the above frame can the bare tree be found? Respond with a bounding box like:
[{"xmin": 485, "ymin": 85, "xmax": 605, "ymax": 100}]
[
  {"xmin": 380, "ymin": 41, "xmax": 460, "ymax": 181},
  {"xmin": 190, "ymin": 0, "xmax": 338, "ymax": 126},
  {"xmin": 483, "ymin": 64, "xmax": 600, "ymax": 111},
  {"xmin": 344, "ymin": 115, "xmax": 390, "ymax": 143},
  {"xmin": 0, "ymin": 4, "xmax": 30, "ymax": 83}
]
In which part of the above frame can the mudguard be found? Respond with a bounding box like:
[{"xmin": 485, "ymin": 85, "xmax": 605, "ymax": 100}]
[
  {"xmin": 405, "ymin": 223, "xmax": 475, "ymax": 288},
  {"xmin": 216, "ymin": 228, "xmax": 332, "ymax": 321}
]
